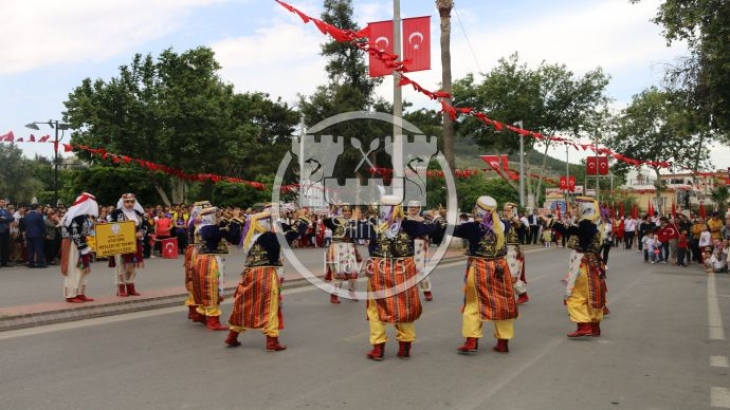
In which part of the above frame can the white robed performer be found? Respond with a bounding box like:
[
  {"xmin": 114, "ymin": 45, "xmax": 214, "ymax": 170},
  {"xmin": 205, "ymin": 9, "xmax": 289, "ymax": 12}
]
[
  {"xmin": 61, "ymin": 193, "xmax": 99, "ymax": 303},
  {"xmin": 406, "ymin": 200, "xmax": 434, "ymax": 301},
  {"xmin": 108, "ymin": 193, "xmax": 148, "ymax": 297}
]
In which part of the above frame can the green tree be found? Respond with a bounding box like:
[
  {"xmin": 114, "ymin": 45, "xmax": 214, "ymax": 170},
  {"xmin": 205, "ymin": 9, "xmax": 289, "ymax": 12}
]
[
  {"xmin": 710, "ymin": 183, "xmax": 729, "ymax": 214},
  {"xmin": 0, "ymin": 144, "xmax": 45, "ymax": 203},
  {"xmin": 64, "ymin": 47, "xmax": 298, "ymax": 205},
  {"xmin": 630, "ymin": 0, "xmax": 730, "ymax": 138},
  {"xmin": 298, "ymin": 0, "xmax": 392, "ymax": 189},
  {"xmin": 452, "ymin": 53, "xmax": 611, "ymax": 206},
  {"xmin": 606, "ymin": 87, "xmax": 710, "ymax": 205}
]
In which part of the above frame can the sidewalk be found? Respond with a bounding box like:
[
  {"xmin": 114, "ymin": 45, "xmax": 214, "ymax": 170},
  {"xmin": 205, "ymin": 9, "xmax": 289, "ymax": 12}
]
[{"xmin": 0, "ymin": 245, "xmax": 475, "ymax": 332}]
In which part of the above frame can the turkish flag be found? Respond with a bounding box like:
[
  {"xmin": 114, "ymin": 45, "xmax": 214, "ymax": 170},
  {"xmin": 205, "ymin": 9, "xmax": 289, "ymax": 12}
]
[
  {"xmin": 402, "ymin": 16, "xmax": 430, "ymax": 73},
  {"xmin": 586, "ymin": 156, "xmax": 598, "ymax": 175},
  {"xmin": 480, "ymin": 154, "xmax": 508, "ymax": 171},
  {"xmin": 598, "ymin": 156, "xmax": 609, "ymax": 175},
  {"xmin": 38, "ymin": 135, "xmax": 51, "ymax": 142},
  {"xmin": 648, "ymin": 199, "xmax": 655, "ymax": 217},
  {"xmin": 0, "ymin": 130, "xmax": 14, "ymax": 142},
  {"xmin": 368, "ymin": 20, "xmax": 394, "ymax": 77},
  {"xmin": 568, "ymin": 176, "xmax": 576, "ymax": 191},
  {"xmin": 559, "ymin": 176, "xmax": 567, "ymax": 190}
]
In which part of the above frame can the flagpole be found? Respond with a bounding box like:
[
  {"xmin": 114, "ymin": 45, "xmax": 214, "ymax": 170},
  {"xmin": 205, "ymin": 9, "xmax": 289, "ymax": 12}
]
[{"xmin": 392, "ymin": 0, "xmax": 404, "ymax": 201}]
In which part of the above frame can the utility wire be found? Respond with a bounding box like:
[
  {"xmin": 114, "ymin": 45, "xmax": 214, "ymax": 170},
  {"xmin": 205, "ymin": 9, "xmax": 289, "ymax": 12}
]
[{"xmin": 453, "ymin": 4, "xmax": 483, "ymax": 73}]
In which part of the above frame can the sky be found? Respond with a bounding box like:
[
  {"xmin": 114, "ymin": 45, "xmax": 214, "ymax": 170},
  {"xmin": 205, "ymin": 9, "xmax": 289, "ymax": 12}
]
[{"xmin": 2, "ymin": 0, "xmax": 724, "ymax": 173}]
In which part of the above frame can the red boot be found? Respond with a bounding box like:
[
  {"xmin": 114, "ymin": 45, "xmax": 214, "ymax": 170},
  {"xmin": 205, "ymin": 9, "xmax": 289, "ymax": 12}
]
[
  {"xmin": 225, "ymin": 330, "xmax": 241, "ymax": 347},
  {"xmin": 366, "ymin": 343, "xmax": 385, "ymax": 361},
  {"xmin": 266, "ymin": 336, "xmax": 287, "ymax": 352},
  {"xmin": 330, "ymin": 294, "xmax": 340, "ymax": 304},
  {"xmin": 493, "ymin": 339, "xmax": 509, "ymax": 354},
  {"xmin": 126, "ymin": 283, "xmax": 140, "ymax": 296},
  {"xmin": 591, "ymin": 322, "xmax": 601, "ymax": 337},
  {"xmin": 516, "ymin": 293, "xmax": 530, "ymax": 305},
  {"xmin": 78, "ymin": 294, "xmax": 94, "ymax": 302},
  {"xmin": 188, "ymin": 306, "xmax": 205, "ymax": 323},
  {"xmin": 457, "ymin": 337, "xmax": 479, "ymax": 355},
  {"xmin": 65, "ymin": 296, "xmax": 84, "ymax": 303},
  {"xmin": 205, "ymin": 316, "xmax": 228, "ymax": 332},
  {"xmin": 424, "ymin": 291, "xmax": 433, "ymax": 301},
  {"xmin": 397, "ymin": 341, "xmax": 412, "ymax": 359},
  {"xmin": 117, "ymin": 284, "xmax": 128, "ymax": 297},
  {"xmin": 567, "ymin": 323, "xmax": 593, "ymax": 338}
]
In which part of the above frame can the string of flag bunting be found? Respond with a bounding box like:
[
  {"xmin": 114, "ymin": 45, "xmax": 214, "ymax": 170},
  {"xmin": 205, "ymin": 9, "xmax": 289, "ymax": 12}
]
[{"xmin": 273, "ymin": 0, "xmax": 719, "ymax": 179}]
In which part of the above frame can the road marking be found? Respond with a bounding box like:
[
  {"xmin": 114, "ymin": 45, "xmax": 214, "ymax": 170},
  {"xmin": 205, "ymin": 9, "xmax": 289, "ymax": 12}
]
[
  {"xmin": 708, "ymin": 274, "xmax": 725, "ymax": 341},
  {"xmin": 711, "ymin": 387, "xmax": 730, "ymax": 408},
  {"xmin": 710, "ymin": 356, "xmax": 729, "ymax": 368}
]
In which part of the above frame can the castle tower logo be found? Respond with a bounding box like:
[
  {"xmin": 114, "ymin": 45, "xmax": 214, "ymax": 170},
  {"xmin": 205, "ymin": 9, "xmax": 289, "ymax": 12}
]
[{"xmin": 272, "ymin": 111, "xmax": 457, "ymax": 300}]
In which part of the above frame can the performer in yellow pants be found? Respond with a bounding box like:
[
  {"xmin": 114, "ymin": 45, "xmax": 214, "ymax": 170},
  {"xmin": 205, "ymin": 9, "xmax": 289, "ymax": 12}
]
[
  {"xmin": 453, "ymin": 196, "xmax": 519, "ymax": 355},
  {"xmin": 552, "ymin": 196, "xmax": 606, "ymax": 338},
  {"xmin": 363, "ymin": 195, "xmax": 445, "ymax": 361}
]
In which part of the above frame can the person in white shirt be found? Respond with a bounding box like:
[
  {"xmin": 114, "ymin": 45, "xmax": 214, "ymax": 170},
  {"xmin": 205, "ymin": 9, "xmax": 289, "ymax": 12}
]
[{"xmin": 623, "ymin": 216, "xmax": 637, "ymax": 250}]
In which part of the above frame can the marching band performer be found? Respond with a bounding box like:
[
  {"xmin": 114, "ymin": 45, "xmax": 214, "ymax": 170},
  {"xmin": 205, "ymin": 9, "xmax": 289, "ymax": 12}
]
[
  {"xmin": 503, "ymin": 202, "xmax": 529, "ymax": 304},
  {"xmin": 453, "ymin": 196, "xmax": 518, "ymax": 355},
  {"xmin": 109, "ymin": 193, "xmax": 148, "ymax": 297},
  {"xmin": 225, "ymin": 205, "xmax": 308, "ymax": 352},
  {"xmin": 194, "ymin": 206, "xmax": 244, "ymax": 331},
  {"xmin": 551, "ymin": 197, "xmax": 605, "ymax": 338},
  {"xmin": 406, "ymin": 200, "xmax": 434, "ymax": 301},
  {"xmin": 61, "ymin": 192, "xmax": 99, "ymax": 303},
  {"xmin": 364, "ymin": 195, "xmax": 445, "ymax": 361},
  {"xmin": 323, "ymin": 204, "xmax": 362, "ymax": 303}
]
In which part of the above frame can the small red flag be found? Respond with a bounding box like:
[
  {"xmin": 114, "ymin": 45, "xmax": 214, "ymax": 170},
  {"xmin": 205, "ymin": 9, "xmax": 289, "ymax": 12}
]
[
  {"xmin": 402, "ymin": 16, "xmax": 430, "ymax": 73},
  {"xmin": 586, "ymin": 156, "xmax": 598, "ymax": 175},
  {"xmin": 29, "ymin": 134, "xmax": 36, "ymax": 142},
  {"xmin": 0, "ymin": 131, "xmax": 14, "ymax": 142},
  {"xmin": 568, "ymin": 176, "xmax": 576, "ymax": 191},
  {"xmin": 368, "ymin": 20, "xmax": 394, "ymax": 77},
  {"xmin": 38, "ymin": 135, "xmax": 51, "ymax": 142},
  {"xmin": 598, "ymin": 156, "xmax": 609, "ymax": 175}
]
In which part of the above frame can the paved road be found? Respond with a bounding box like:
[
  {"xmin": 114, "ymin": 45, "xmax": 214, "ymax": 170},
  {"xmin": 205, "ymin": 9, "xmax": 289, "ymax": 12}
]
[{"xmin": 1, "ymin": 246, "xmax": 728, "ymax": 409}]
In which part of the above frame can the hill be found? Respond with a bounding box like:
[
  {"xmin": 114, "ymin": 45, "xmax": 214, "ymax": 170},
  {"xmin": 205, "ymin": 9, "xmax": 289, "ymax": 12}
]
[{"xmin": 453, "ymin": 135, "xmax": 567, "ymax": 178}]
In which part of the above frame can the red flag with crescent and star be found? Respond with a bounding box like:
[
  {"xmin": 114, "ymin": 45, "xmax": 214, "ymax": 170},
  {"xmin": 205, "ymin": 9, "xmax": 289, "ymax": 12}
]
[
  {"xmin": 402, "ymin": 16, "xmax": 430, "ymax": 72},
  {"xmin": 586, "ymin": 156, "xmax": 598, "ymax": 175},
  {"xmin": 368, "ymin": 20, "xmax": 394, "ymax": 77}
]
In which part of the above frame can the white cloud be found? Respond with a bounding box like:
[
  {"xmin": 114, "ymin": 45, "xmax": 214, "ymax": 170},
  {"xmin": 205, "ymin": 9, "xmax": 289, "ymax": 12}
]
[
  {"xmin": 0, "ymin": 0, "xmax": 227, "ymax": 74},
  {"xmin": 212, "ymin": 22, "xmax": 327, "ymax": 104}
]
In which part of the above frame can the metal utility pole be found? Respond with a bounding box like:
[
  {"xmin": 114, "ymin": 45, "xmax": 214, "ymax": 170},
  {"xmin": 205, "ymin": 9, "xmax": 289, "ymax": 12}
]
[{"xmin": 392, "ymin": 0, "xmax": 404, "ymax": 199}]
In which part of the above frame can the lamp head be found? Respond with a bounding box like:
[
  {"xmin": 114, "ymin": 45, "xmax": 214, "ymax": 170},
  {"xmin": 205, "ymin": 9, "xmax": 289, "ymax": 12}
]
[{"xmin": 25, "ymin": 123, "xmax": 40, "ymax": 130}]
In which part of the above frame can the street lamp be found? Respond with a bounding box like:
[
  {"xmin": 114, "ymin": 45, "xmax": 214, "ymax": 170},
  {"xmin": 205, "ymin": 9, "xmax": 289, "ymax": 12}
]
[
  {"xmin": 25, "ymin": 120, "xmax": 70, "ymax": 206},
  {"xmin": 514, "ymin": 121, "xmax": 525, "ymax": 207}
]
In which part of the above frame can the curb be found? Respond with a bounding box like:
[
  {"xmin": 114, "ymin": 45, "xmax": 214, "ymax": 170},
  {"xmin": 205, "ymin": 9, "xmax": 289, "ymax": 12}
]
[{"xmin": 0, "ymin": 255, "xmax": 468, "ymax": 332}]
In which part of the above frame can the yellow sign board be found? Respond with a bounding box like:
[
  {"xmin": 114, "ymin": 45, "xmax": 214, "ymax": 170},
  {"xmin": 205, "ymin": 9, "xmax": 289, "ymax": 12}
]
[{"xmin": 93, "ymin": 221, "xmax": 138, "ymax": 257}]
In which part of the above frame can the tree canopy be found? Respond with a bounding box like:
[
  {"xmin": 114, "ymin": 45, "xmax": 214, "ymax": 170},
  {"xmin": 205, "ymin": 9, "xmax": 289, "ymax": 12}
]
[
  {"xmin": 452, "ymin": 53, "xmax": 611, "ymax": 205},
  {"xmin": 631, "ymin": 0, "xmax": 730, "ymax": 139},
  {"xmin": 64, "ymin": 47, "xmax": 298, "ymax": 205},
  {"xmin": 606, "ymin": 86, "xmax": 711, "ymax": 188}
]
